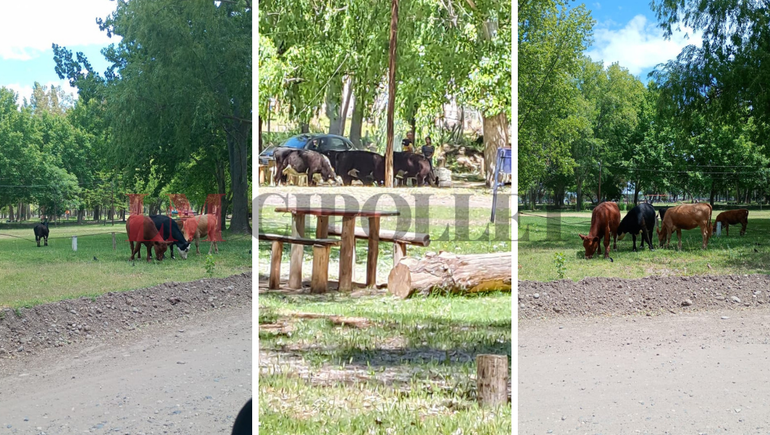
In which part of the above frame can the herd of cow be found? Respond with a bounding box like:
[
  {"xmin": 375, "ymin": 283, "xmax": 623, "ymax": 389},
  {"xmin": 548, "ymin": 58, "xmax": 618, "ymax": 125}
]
[
  {"xmin": 272, "ymin": 148, "xmax": 436, "ymax": 187},
  {"xmin": 32, "ymin": 214, "xmax": 220, "ymax": 262},
  {"xmin": 580, "ymin": 201, "xmax": 750, "ymax": 259}
]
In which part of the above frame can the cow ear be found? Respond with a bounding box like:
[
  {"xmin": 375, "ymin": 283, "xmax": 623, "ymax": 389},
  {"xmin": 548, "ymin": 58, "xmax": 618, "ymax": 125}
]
[
  {"xmin": 593, "ymin": 236, "xmax": 600, "ymax": 243},
  {"xmin": 579, "ymin": 234, "xmax": 587, "ymax": 241}
]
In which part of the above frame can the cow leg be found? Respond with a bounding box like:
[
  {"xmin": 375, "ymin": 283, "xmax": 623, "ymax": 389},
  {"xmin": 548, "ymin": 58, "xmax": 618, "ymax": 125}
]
[
  {"xmin": 195, "ymin": 232, "xmax": 201, "ymax": 255},
  {"xmin": 741, "ymin": 222, "xmax": 747, "ymax": 236},
  {"xmin": 677, "ymin": 229, "xmax": 683, "ymax": 251},
  {"xmin": 702, "ymin": 225, "xmax": 709, "ymax": 249},
  {"xmin": 632, "ymin": 234, "xmax": 637, "ymax": 252},
  {"xmin": 724, "ymin": 223, "xmax": 729, "ymax": 236},
  {"xmin": 44, "ymin": 235, "xmax": 48, "ymax": 246},
  {"xmin": 604, "ymin": 235, "xmax": 611, "ymax": 259},
  {"xmin": 36, "ymin": 236, "xmax": 40, "ymax": 247}
]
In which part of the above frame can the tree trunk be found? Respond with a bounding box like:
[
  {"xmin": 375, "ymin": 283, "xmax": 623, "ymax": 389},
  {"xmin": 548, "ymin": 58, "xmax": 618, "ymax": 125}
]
[
  {"xmin": 326, "ymin": 78, "xmax": 343, "ymax": 135},
  {"xmin": 94, "ymin": 206, "xmax": 100, "ymax": 222},
  {"xmin": 226, "ymin": 98, "xmax": 252, "ymax": 234},
  {"xmin": 576, "ymin": 175, "xmax": 583, "ymax": 211},
  {"xmin": 349, "ymin": 98, "xmax": 364, "ymax": 147},
  {"xmin": 338, "ymin": 77, "xmax": 353, "ymax": 137},
  {"xmin": 216, "ymin": 158, "xmax": 229, "ymax": 231},
  {"xmin": 388, "ymin": 252, "xmax": 512, "ymax": 299},
  {"xmin": 258, "ymin": 115, "xmax": 263, "ymax": 152},
  {"xmin": 482, "ymin": 112, "xmax": 509, "ymax": 187},
  {"xmin": 633, "ymin": 180, "xmax": 640, "ymax": 206},
  {"xmin": 384, "ymin": 0, "xmax": 399, "ymax": 188},
  {"xmin": 710, "ymin": 184, "xmax": 716, "ymax": 207},
  {"xmin": 8, "ymin": 204, "xmax": 14, "ymax": 222},
  {"xmin": 300, "ymin": 123, "xmax": 310, "ymax": 133},
  {"xmin": 78, "ymin": 207, "xmax": 84, "ymax": 224}
]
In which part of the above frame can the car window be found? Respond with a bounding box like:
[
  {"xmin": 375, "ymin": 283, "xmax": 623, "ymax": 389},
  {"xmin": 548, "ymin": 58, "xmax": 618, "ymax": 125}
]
[
  {"xmin": 306, "ymin": 138, "xmax": 321, "ymax": 150},
  {"xmin": 321, "ymin": 137, "xmax": 351, "ymax": 152}
]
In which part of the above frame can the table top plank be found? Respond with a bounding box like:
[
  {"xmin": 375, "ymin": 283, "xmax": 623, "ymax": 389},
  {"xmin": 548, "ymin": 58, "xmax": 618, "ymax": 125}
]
[{"xmin": 275, "ymin": 206, "xmax": 400, "ymax": 218}]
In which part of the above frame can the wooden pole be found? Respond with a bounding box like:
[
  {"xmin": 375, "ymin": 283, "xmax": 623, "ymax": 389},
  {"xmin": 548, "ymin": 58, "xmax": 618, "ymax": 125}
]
[
  {"xmin": 384, "ymin": 0, "xmax": 399, "ymax": 188},
  {"xmin": 476, "ymin": 354, "xmax": 508, "ymax": 407}
]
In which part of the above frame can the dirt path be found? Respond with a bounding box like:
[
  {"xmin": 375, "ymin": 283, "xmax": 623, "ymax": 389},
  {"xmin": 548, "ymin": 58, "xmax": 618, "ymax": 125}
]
[
  {"xmin": 519, "ymin": 275, "xmax": 770, "ymax": 434},
  {"xmin": 0, "ymin": 274, "xmax": 252, "ymax": 435}
]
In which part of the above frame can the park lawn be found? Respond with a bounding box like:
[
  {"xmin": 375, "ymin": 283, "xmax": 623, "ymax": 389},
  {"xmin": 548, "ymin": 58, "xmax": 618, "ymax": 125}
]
[
  {"xmin": 519, "ymin": 209, "xmax": 770, "ymax": 282},
  {"xmin": 259, "ymin": 292, "xmax": 512, "ymax": 434},
  {"xmin": 0, "ymin": 224, "xmax": 252, "ymax": 308}
]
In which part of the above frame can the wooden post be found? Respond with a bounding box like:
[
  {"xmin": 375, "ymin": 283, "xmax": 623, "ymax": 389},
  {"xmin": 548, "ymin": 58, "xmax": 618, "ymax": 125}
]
[
  {"xmin": 393, "ymin": 242, "xmax": 407, "ymax": 267},
  {"xmin": 112, "ymin": 232, "xmax": 116, "ymax": 250},
  {"xmin": 310, "ymin": 245, "xmax": 331, "ymax": 293},
  {"xmin": 269, "ymin": 241, "xmax": 283, "ymax": 289},
  {"xmin": 384, "ymin": 0, "xmax": 399, "ymax": 188},
  {"xmin": 366, "ymin": 217, "xmax": 380, "ymax": 287},
  {"xmin": 288, "ymin": 213, "xmax": 306, "ymax": 289},
  {"xmin": 316, "ymin": 216, "xmax": 329, "ymax": 239},
  {"xmin": 476, "ymin": 354, "xmax": 508, "ymax": 407},
  {"xmin": 338, "ymin": 215, "xmax": 356, "ymax": 291}
]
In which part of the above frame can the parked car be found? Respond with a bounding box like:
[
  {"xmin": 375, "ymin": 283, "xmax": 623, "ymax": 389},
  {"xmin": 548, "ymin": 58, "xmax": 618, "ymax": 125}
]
[{"xmin": 258, "ymin": 134, "xmax": 362, "ymax": 165}]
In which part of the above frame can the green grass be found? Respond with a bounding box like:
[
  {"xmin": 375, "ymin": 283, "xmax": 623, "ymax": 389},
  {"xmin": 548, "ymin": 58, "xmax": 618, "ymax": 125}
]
[
  {"xmin": 259, "ymin": 292, "xmax": 511, "ymax": 434},
  {"xmin": 0, "ymin": 223, "xmax": 252, "ymax": 308},
  {"xmin": 519, "ymin": 209, "xmax": 770, "ymax": 281}
]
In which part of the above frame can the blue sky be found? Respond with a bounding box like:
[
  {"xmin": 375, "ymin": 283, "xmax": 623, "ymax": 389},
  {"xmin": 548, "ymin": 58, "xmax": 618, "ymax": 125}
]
[
  {"xmin": 583, "ymin": 0, "xmax": 702, "ymax": 82},
  {"xmin": 0, "ymin": 1, "xmax": 119, "ymax": 106}
]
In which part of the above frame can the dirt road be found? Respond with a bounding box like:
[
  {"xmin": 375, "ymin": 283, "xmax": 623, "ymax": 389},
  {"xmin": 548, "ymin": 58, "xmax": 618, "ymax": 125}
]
[
  {"xmin": 519, "ymin": 275, "xmax": 770, "ymax": 434},
  {"xmin": 0, "ymin": 274, "xmax": 252, "ymax": 435}
]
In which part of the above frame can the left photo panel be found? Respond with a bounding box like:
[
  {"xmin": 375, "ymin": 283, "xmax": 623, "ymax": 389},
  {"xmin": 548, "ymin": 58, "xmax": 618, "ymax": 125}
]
[{"xmin": 0, "ymin": 1, "xmax": 253, "ymax": 434}]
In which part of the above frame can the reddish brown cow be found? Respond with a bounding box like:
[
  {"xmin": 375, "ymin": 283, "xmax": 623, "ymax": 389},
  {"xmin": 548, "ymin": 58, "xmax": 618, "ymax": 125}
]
[
  {"xmin": 183, "ymin": 214, "xmax": 221, "ymax": 255},
  {"xmin": 579, "ymin": 202, "xmax": 620, "ymax": 259},
  {"xmin": 712, "ymin": 209, "xmax": 749, "ymax": 236},
  {"xmin": 657, "ymin": 203, "xmax": 712, "ymax": 250},
  {"xmin": 126, "ymin": 215, "xmax": 170, "ymax": 262}
]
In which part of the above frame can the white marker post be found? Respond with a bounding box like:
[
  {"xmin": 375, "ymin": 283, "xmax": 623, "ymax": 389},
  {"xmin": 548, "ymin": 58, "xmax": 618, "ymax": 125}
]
[
  {"xmin": 72, "ymin": 235, "xmax": 78, "ymax": 251},
  {"xmin": 717, "ymin": 222, "xmax": 721, "ymax": 237}
]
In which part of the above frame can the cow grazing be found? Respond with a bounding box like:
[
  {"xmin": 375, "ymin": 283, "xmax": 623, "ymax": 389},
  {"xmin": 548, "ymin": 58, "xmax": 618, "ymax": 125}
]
[
  {"xmin": 579, "ymin": 201, "xmax": 620, "ymax": 259},
  {"xmin": 273, "ymin": 149, "xmax": 337, "ymax": 186},
  {"xmin": 616, "ymin": 203, "xmax": 656, "ymax": 252},
  {"xmin": 33, "ymin": 221, "xmax": 49, "ymax": 247},
  {"xmin": 393, "ymin": 152, "xmax": 436, "ymax": 186},
  {"xmin": 126, "ymin": 215, "xmax": 170, "ymax": 262},
  {"xmin": 657, "ymin": 203, "xmax": 712, "ymax": 250},
  {"xmin": 713, "ymin": 209, "xmax": 749, "ymax": 236},
  {"xmin": 148, "ymin": 215, "xmax": 191, "ymax": 259},
  {"xmin": 183, "ymin": 214, "xmax": 220, "ymax": 255},
  {"xmin": 333, "ymin": 151, "xmax": 385, "ymax": 186}
]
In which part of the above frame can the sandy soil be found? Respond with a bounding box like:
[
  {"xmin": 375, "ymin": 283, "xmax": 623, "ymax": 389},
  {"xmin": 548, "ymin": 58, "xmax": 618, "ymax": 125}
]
[
  {"xmin": 519, "ymin": 275, "xmax": 770, "ymax": 434},
  {"xmin": 0, "ymin": 273, "xmax": 252, "ymax": 435}
]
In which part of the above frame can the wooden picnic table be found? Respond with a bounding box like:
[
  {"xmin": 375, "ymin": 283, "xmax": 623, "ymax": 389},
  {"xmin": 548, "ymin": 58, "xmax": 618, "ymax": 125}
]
[{"xmin": 274, "ymin": 206, "xmax": 400, "ymax": 291}]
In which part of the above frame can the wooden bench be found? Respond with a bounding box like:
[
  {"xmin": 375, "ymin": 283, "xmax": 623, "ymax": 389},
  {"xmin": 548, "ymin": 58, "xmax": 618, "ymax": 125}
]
[
  {"xmin": 326, "ymin": 224, "xmax": 430, "ymax": 266},
  {"xmin": 258, "ymin": 233, "xmax": 340, "ymax": 293}
]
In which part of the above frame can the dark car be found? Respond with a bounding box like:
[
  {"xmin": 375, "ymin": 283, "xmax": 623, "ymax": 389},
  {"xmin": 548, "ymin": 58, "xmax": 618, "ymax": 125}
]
[{"xmin": 259, "ymin": 134, "xmax": 361, "ymax": 165}]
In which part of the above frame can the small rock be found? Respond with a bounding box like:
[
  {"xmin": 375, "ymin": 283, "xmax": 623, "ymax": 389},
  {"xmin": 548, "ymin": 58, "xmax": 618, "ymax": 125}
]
[
  {"xmin": 731, "ymin": 296, "xmax": 741, "ymax": 303},
  {"xmin": 721, "ymin": 316, "xmax": 729, "ymax": 320},
  {"xmin": 533, "ymin": 293, "xmax": 540, "ymax": 299},
  {"xmin": 682, "ymin": 299, "xmax": 693, "ymax": 307}
]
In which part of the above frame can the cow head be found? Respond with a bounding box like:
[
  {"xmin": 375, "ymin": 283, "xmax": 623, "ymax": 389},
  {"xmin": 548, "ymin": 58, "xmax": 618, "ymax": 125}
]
[
  {"xmin": 656, "ymin": 227, "xmax": 666, "ymax": 246},
  {"xmin": 152, "ymin": 241, "xmax": 170, "ymax": 261},
  {"xmin": 178, "ymin": 243, "xmax": 190, "ymax": 259},
  {"xmin": 579, "ymin": 234, "xmax": 601, "ymax": 259},
  {"xmin": 617, "ymin": 231, "xmax": 626, "ymax": 241}
]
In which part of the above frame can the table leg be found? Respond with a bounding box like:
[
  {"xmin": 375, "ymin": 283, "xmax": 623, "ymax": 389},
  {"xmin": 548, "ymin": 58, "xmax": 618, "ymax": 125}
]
[
  {"xmin": 338, "ymin": 215, "xmax": 356, "ymax": 291},
  {"xmin": 288, "ymin": 213, "xmax": 305, "ymax": 289},
  {"xmin": 310, "ymin": 244, "xmax": 331, "ymax": 293},
  {"xmin": 366, "ymin": 217, "xmax": 380, "ymax": 287},
  {"xmin": 316, "ymin": 215, "xmax": 329, "ymax": 238}
]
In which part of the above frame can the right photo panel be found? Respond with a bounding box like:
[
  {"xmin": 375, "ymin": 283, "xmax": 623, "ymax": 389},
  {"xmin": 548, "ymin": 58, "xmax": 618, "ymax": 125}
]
[{"xmin": 520, "ymin": 0, "xmax": 770, "ymax": 432}]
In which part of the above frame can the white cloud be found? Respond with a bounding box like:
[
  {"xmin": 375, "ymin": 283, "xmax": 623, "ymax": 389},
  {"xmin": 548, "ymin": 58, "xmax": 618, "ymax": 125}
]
[
  {"xmin": 0, "ymin": 1, "xmax": 119, "ymax": 61},
  {"xmin": 4, "ymin": 80, "xmax": 79, "ymax": 107},
  {"xmin": 586, "ymin": 15, "xmax": 702, "ymax": 77}
]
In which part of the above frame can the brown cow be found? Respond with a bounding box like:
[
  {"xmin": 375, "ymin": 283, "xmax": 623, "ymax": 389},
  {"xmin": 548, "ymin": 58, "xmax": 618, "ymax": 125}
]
[
  {"xmin": 579, "ymin": 202, "xmax": 620, "ymax": 259},
  {"xmin": 657, "ymin": 203, "xmax": 712, "ymax": 250},
  {"xmin": 183, "ymin": 214, "xmax": 220, "ymax": 255},
  {"xmin": 712, "ymin": 209, "xmax": 749, "ymax": 236},
  {"xmin": 126, "ymin": 215, "xmax": 170, "ymax": 262}
]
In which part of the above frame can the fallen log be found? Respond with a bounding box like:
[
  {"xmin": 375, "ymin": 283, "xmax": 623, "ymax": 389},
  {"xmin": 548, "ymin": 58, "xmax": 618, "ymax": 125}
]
[{"xmin": 387, "ymin": 252, "xmax": 512, "ymax": 299}]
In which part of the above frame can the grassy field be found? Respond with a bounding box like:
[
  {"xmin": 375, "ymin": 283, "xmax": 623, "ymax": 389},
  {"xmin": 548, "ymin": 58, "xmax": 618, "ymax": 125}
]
[
  {"xmin": 0, "ymin": 222, "xmax": 252, "ymax": 308},
  {"xmin": 519, "ymin": 208, "xmax": 770, "ymax": 281},
  {"xmin": 259, "ymin": 292, "xmax": 512, "ymax": 434}
]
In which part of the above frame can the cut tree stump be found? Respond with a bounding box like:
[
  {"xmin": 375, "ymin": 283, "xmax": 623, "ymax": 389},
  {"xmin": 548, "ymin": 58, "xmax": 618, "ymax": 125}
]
[
  {"xmin": 476, "ymin": 354, "xmax": 509, "ymax": 407},
  {"xmin": 387, "ymin": 252, "xmax": 512, "ymax": 299}
]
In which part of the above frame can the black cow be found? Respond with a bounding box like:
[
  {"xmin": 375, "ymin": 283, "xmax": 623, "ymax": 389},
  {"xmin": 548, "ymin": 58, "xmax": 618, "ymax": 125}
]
[
  {"xmin": 231, "ymin": 398, "xmax": 252, "ymax": 435},
  {"xmin": 148, "ymin": 215, "xmax": 191, "ymax": 259},
  {"xmin": 393, "ymin": 152, "xmax": 436, "ymax": 186},
  {"xmin": 658, "ymin": 206, "xmax": 669, "ymax": 221},
  {"xmin": 617, "ymin": 203, "xmax": 656, "ymax": 251},
  {"xmin": 333, "ymin": 151, "xmax": 385, "ymax": 186},
  {"xmin": 273, "ymin": 149, "xmax": 337, "ymax": 186},
  {"xmin": 34, "ymin": 221, "xmax": 49, "ymax": 247}
]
